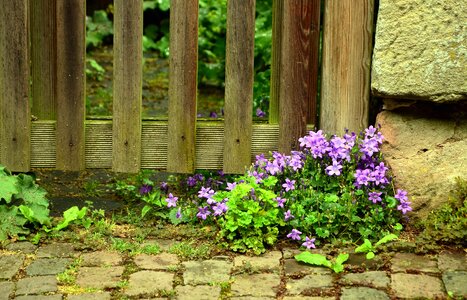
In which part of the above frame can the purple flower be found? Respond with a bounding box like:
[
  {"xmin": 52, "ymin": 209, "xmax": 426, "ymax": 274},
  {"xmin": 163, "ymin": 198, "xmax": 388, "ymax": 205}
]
[
  {"xmin": 365, "ymin": 125, "xmax": 377, "ymax": 137},
  {"xmin": 325, "ymin": 160, "xmax": 343, "ymax": 176},
  {"xmin": 256, "ymin": 108, "xmax": 266, "ymax": 117},
  {"xmin": 355, "ymin": 169, "xmax": 371, "ymax": 186},
  {"xmin": 198, "ymin": 186, "xmax": 215, "ymax": 199},
  {"xmin": 287, "ymin": 229, "xmax": 302, "ymax": 241},
  {"xmin": 397, "ymin": 201, "xmax": 412, "ymax": 214},
  {"xmin": 160, "ymin": 182, "xmax": 168, "ymax": 192},
  {"xmin": 394, "ymin": 189, "xmax": 408, "ymax": 202},
  {"xmin": 275, "ymin": 197, "xmax": 286, "ymax": 208},
  {"xmin": 284, "ymin": 210, "xmax": 294, "ymax": 221},
  {"xmin": 282, "ymin": 179, "xmax": 296, "ymax": 192},
  {"xmin": 368, "ymin": 191, "xmax": 382, "ymax": 204},
  {"xmin": 165, "ymin": 193, "xmax": 178, "ymax": 208},
  {"xmin": 194, "ymin": 173, "xmax": 204, "ymax": 182},
  {"xmin": 265, "ymin": 161, "xmax": 281, "ymax": 175},
  {"xmin": 226, "ymin": 182, "xmax": 237, "ymax": 191},
  {"xmin": 186, "ymin": 176, "xmax": 197, "ymax": 187},
  {"xmin": 196, "ymin": 206, "xmax": 211, "ymax": 220},
  {"xmin": 209, "ymin": 111, "xmax": 218, "ymax": 118},
  {"xmin": 139, "ymin": 184, "xmax": 152, "ymax": 195},
  {"xmin": 213, "ymin": 202, "xmax": 228, "ymax": 216},
  {"xmin": 176, "ymin": 208, "xmax": 182, "ymax": 219},
  {"xmin": 302, "ymin": 236, "xmax": 316, "ymax": 249}
]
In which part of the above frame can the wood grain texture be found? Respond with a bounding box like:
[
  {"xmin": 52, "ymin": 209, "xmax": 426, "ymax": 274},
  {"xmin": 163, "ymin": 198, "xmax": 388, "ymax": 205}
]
[
  {"xmin": 0, "ymin": 0, "xmax": 30, "ymax": 172},
  {"xmin": 278, "ymin": 0, "xmax": 320, "ymax": 153},
  {"xmin": 269, "ymin": 0, "xmax": 283, "ymax": 124},
  {"xmin": 320, "ymin": 0, "xmax": 374, "ymax": 134},
  {"xmin": 223, "ymin": 0, "xmax": 256, "ymax": 173},
  {"xmin": 167, "ymin": 0, "xmax": 199, "ymax": 173},
  {"xmin": 112, "ymin": 0, "xmax": 143, "ymax": 173},
  {"xmin": 30, "ymin": 0, "xmax": 57, "ymax": 120},
  {"xmin": 56, "ymin": 0, "xmax": 86, "ymax": 171}
]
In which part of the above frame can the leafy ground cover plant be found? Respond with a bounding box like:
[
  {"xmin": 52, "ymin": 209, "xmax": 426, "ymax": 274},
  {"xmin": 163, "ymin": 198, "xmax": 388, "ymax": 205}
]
[
  {"xmin": 354, "ymin": 233, "xmax": 398, "ymax": 259},
  {"xmin": 0, "ymin": 166, "xmax": 51, "ymax": 240},
  {"xmin": 295, "ymin": 252, "xmax": 349, "ymax": 273}
]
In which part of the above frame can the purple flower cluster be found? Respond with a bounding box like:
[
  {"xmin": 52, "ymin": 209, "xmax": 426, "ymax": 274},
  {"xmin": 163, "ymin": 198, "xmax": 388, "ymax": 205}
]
[
  {"xmin": 196, "ymin": 186, "xmax": 228, "ymax": 220},
  {"xmin": 395, "ymin": 189, "xmax": 412, "ymax": 214}
]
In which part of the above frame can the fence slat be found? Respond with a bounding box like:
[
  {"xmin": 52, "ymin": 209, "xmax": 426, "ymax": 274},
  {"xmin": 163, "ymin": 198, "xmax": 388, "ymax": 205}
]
[
  {"xmin": 30, "ymin": 0, "xmax": 56, "ymax": 120},
  {"xmin": 56, "ymin": 0, "xmax": 86, "ymax": 171},
  {"xmin": 0, "ymin": 0, "xmax": 30, "ymax": 172},
  {"xmin": 278, "ymin": 0, "xmax": 320, "ymax": 153},
  {"xmin": 223, "ymin": 0, "xmax": 256, "ymax": 173},
  {"xmin": 112, "ymin": 0, "xmax": 143, "ymax": 173},
  {"xmin": 167, "ymin": 0, "xmax": 199, "ymax": 173},
  {"xmin": 320, "ymin": 0, "xmax": 374, "ymax": 134}
]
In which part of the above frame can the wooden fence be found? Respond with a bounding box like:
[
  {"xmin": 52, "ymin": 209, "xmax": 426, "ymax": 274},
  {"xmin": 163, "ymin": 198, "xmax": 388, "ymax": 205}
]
[{"xmin": 0, "ymin": 0, "xmax": 374, "ymax": 174}]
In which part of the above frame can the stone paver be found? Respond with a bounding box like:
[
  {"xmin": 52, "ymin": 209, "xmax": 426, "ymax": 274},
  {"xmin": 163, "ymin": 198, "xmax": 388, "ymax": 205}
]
[
  {"xmin": 0, "ymin": 281, "xmax": 14, "ymax": 300},
  {"xmin": 125, "ymin": 270, "xmax": 174, "ymax": 297},
  {"xmin": 0, "ymin": 254, "xmax": 24, "ymax": 279},
  {"xmin": 15, "ymin": 296, "xmax": 62, "ymax": 300},
  {"xmin": 391, "ymin": 252, "xmax": 439, "ymax": 273},
  {"xmin": 340, "ymin": 271, "xmax": 390, "ymax": 289},
  {"xmin": 442, "ymin": 271, "xmax": 467, "ymax": 298},
  {"xmin": 16, "ymin": 275, "xmax": 58, "ymax": 295},
  {"xmin": 76, "ymin": 266, "xmax": 124, "ymax": 289},
  {"xmin": 234, "ymin": 251, "xmax": 281, "ymax": 272},
  {"xmin": 36, "ymin": 243, "xmax": 76, "ymax": 258},
  {"xmin": 341, "ymin": 287, "xmax": 389, "ymax": 300},
  {"xmin": 182, "ymin": 260, "xmax": 232, "ymax": 285},
  {"xmin": 134, "ymin": 252, "xmax": 179, "ymax": 270},
  {"xmin": 80, "ymin": 251, "xmax": 122, "ymax": 267},
  {"xmin": 6, "ymin": 241, "xmax": 37, "ymax": 254},
  {"xmin": 284, "ymin": 259, "xmax": 331, "ymax": 276},
  {"xmin": 283, "ymin": 297, "xmax": 335, "ymax": 300},
  {"xmin": 67, "ymin": 292, "xmax": 112, "ymax": 300},
  {"xmin": 286, "ymin": 274, "xmax": 334, "ymax": 295},
  {"xmin": 231, "ymin": 273, "xmax": 280, "ymax": 297},
  {"xmin": 391, "ymin": 273, "xmax": 445, "ymax": 299},
  {"xmin": 26, "ymin": 258, "xmax": 72, "ymax": 276},
  {"xmin": 438, "ymin": 251, "xmax": 467, "ymax": 271},
  {"xmin": 175, "ymin": 285, "xmax": 221, "ymax": 300}
]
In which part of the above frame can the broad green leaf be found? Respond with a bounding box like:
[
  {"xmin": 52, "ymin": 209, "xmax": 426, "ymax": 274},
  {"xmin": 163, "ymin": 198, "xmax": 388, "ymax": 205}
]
[
  {"xmin": 332, "ymin": 263, "xmax": 345, "ymax": 273},
  {"xmin": 335, "ymin": 253, "xmax": 349, "ymax": 265},
  {"xmin": 18, "ymin": 205, "xmax": 35, "ymax": 223},
  {"xmin": 295, "ymin": 252, "xmax": 332, "ymax": 268},
  {"xmin": 0, "ymin": 206, "xmax": 29, "ymax": 240},
  {"xmin": 0, "ymin": 175, "xmax": 18, "ymax": 203},
  {"xmin": 375, "ymin": 233, "xmax": 398, "ymax": 247},
  {"xmin": 141, "ymin": 205, "xmax": 152, "ymax": 218},
  {"xmin": 355, "ymin": 239, "xmax": 373, "ymax": 253},
  {"xmin": 366, "ymin": 252, "xmax": 375, "ymax": 260}
]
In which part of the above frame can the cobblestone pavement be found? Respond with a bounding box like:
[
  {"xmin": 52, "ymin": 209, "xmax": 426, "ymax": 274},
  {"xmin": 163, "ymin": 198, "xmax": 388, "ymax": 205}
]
[{"xmin": 1, "ymin": 241, "xmax": 466, "ymax": 299}]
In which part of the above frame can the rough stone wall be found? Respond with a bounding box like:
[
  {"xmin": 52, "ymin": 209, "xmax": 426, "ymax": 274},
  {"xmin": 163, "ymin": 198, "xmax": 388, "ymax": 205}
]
[
  {"xmin": 372, "ymin": 0, "xmax": 466, "ymax": 218},
  {"xmin": 372, "ymin": 0, "xmax": 466, "ymax": 102}
]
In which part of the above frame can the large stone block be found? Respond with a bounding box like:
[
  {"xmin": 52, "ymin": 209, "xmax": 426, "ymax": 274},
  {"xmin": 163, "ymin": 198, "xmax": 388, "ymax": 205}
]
[
  {"xmin": 376, "ymin": 105, "xmax": 466, "ymax": 218},
  {"xmin": 372, "ymin": 0, "xmax": 466, "ymax": 102}
]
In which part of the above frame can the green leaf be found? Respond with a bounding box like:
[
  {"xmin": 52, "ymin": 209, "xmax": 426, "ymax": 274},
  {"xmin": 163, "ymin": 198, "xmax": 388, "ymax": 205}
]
[
  {"xmin": 141, "ymin": 205, "xmax": 152, "ymax": 218},
  {"xmin": 0, "ymin": 175, "xmax": 19, "ymax": 203},
  {"xmin": 295, "ymin": 252, "xmax": 332, "ymax": 268},
  {"xmin": 355, "ymin": 239, "xmax": 374, "ymax": 253},
  {"xmin": 18, "ymin": 205, "xmax": 35, "ymax": 223},
  {"xmin": 335, "ymin": 253, "xmax": 349, "ymax": 265},
  {"xmin": 366, "ymin": 252, "xmax": 375, "ymax": 260},
  {"xmin": 375, "ymin": 233, "xmax": 398, "ymax": 247},
  {"xmin": 0, "ymin": 206, "xmax": 29, "ymax": 240}
]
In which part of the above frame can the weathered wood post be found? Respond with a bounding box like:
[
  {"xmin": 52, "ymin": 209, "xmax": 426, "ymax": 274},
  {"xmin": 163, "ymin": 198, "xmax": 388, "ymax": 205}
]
[
  {"xmin": 113, "ymin": 0, "xmax": 143, "ymax": 173},
  {"xmin": 167, "ymin": 0, "xmax": 199, "ymax": 173},
  {"xmin": 320, "ymin": 0, "xmax": 374, "ymax": 134},
  {"xmin": 223, "ymin": 0, "xmax": 256, "ymax": 173},
  {"xmin": 56, "ymin": 0, "xmax": 86, "ymax": 171},
  {"xmin": 0, "ymin": 0, "xmax": 31, "ymax": 172}
]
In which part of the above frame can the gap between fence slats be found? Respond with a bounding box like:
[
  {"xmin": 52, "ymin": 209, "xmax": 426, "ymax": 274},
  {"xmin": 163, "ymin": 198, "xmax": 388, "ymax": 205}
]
[
  {"xmin": 167, "ymin": 0, "xmax": 199, "ymax": 173},
  {"xmin": 223, "ymin": 0, "xmax": 256, "ymax": 174},
  {"xmin": 269, "ymin": 0, "xmax": 283, "ymax": 125},
  {"xmin": 278, "ymin": 0, "xmax": 320, "ymax": 153},
  {"xmin": 56, "ymin": 0, "xmax": 86, "ymax": 171},
  {"xmin": 112, "ymin": 0, "xmax": 143, "ymax": 173},
  {"xmin": 0, "ymin": 0, "xmax": 30, "ymax": 172},
  {"xmin": 320, "ymin": 0, "xmax": 373, "ymax": 134}
]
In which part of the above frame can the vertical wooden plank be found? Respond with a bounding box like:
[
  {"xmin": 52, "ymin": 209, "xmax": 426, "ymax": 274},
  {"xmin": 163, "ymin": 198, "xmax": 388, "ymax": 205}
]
[
  {"xmin": 269, "ymin": 0, "xmax": 283, "ymax": 124},
  {"xmin": 167, "ymin": 0, "xmax": 199, "ymax": 173},
  {"xmin": 223, "ymin": 0, "xmax": 256, "ymax": 174},
  {"xmin": 112, "ymin": 0, "xmax": 143, "ymax": 173},
  {"xmin": 320, "ymin": 0, "xmax": 374, "ymax": 134},
  {"xmin": 30, "ymin": 0, "xmax": 56, "ymax": 120},
  {"xmin": 56, "ymin": 0, "xmax": 86, "ymax": 171},
  {"xmin": 0, "ymin": 0, "xmax": 30, "ymax": 172},
  {"xmin": 278, "ymin": 0, "xmax": 320, "ymax": 153}
]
